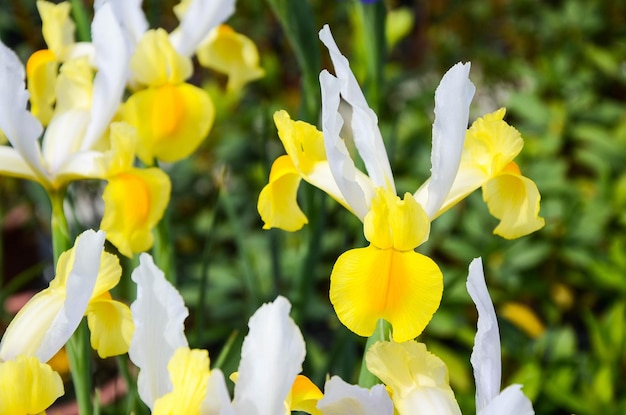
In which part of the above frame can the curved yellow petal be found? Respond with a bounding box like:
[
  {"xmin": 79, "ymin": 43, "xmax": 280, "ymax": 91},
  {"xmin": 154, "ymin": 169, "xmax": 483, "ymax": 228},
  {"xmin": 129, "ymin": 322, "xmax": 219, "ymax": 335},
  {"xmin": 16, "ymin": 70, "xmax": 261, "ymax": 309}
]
[
  {"xmin": 366, "ymin": 341, "xmax": 461, "ymax": 415},
  {"xmin": 258, "ymin": 155, "xmax": 308, "ymax": 231},
  {"xmin": 0, "ymin": 356, "xmax": 64, "ymax": 414},
  {"xmin": 37, "ymin": 0, "xmax": 75, "ymax": 60},
  {"xmin": 482, "ymin": 166, "xmax": 545, "ymax": 239},
  {"xmin": 122, "ymin": 83, "xmax": 214, "ymax": 164},
  {"xmin": 330, "ymin": 246, "xmax": 443, "ymax": 342},
  {"xmin": 196, "ymin": 24, "xmax": 265, "ymax": 92},
  {"xmin": 364, "ymin": 189, "xmax": 430, "ymax": 251},
  {"xmin": 101, "ymin": 167, "xmax": 172, "ymax": 257},
  {"xmin": 500, "ymin": 302, "xmax": 546, "ymax": 339},
  {"xmin": 131, "ymin": 28, "xmax": 193, "ymax": 87},
  {"xmin": 289, "ymin": 375, "xmax": 324, "ymax": 415},
  {"xmin": 87, "ymin": 295, "xmax": 134, "ymax": 358},
  {"xmin": 153, "ymin": 347, "xmax": 210, "ymax": 415},
  {"xmin": 26, "ymin": 49, "xmax": 58, "ymax": 126},
  {"xmin": 54, "ymin": 56, "xmax": 93, "ymax": 114}
]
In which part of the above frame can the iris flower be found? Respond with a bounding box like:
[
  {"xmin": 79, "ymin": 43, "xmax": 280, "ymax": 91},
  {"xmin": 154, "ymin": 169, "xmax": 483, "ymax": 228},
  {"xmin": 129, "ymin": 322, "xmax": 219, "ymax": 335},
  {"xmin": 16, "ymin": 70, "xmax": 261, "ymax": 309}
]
[
  {"xmin": 259, "ymin": 24, "xmax": 475, "ymax": 342},
  {"xmin": 0, "ymin": 2, "xmax": 126, "ymax": 192},
  {"xmin": 0, "ymin": 230, "xmax": 133, "ymax": 413}
]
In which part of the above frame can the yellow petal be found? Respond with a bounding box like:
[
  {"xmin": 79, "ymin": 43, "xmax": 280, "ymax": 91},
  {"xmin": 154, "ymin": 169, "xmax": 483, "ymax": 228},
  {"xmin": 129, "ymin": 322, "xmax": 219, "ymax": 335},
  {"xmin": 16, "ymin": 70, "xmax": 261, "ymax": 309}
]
[
  {"xmin": 87, "ymin": 294, "xmax": 134, "ymax": 358},
  {"xmin": 500, "ymin": 302, "xmax": 546, "ymax": 339},
  {"xmin": 131, "ymin": 28, "xmax": 193, "ymax": 87},
  {"xmin": 37, "ymin": 0, "xmax": 75, "ymax": 60},
  {"xmin": 55, "ymin": 56, "xmax": 93, "ymax": 113},
  {"xmin": 26, "ymin": 49, "xmax": 58, "ymax": 126},
  {"xmin": 289, "ymin": 375, "xmax": 324, "ymax": 415},
  {"xmin": 101, "ymin": 167, "xmax": 172, "ymax": 257},
  {"xmin": 482, "ymin": 165, "xmax": 545, "ymax": 239},
  {"xmin": 196, "ymin": 24, "xmax": 265, "ymax": 92},
  {"xmin": 0, "ymin": 355, "xmax": 64, "ymax": 414},
  {"xmin": 122, "ymin": 83, "xmax": 214, "ymax": 164},
  {"xmin": 258, "ymin": 155, "xmax": 308, "ymax": 231},
  {"xmin": 153, "ymin": 347, "xmax": 210, "ymax": 415},
  {"xmin": 366, "ymin": 341, "xmax": 461, "ymax": 415},
  {"xmin": 330, "ymin": 246, "xmax": 443, "ymax": 342},
  {"xmin": 364, "ymin": 189, "xmax": 430, "ymax": 251},
  {"xmin": 105, "ymin": 122, "xmax": 138, "ymax": 176}
]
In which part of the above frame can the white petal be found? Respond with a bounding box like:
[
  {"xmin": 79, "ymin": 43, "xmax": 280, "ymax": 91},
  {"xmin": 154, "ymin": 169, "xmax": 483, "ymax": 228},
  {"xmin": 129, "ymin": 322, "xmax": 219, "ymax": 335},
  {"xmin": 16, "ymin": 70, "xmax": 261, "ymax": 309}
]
[
  {"xmin": 232, "ymin": 296, "xmax": 305, "ymax": 415},
  {"xmin": 319, "ymin": 24, "xmax": 395, "ymax": 194},
  {"xmin": 320, "ymin": 69, "xmax": 370, "ymax": 220},
  {"xmin": 129, "ymin": 253, "xmax": 189, "ymax": 409},
  {"xmin": 36, "ymin": 230, "xmax": 106, "ymax": 362},
  {"xmin": 467, "ymin": 257, "xmax": 501, "ymax": 412},
  {"xmin": 479, "ymin": 384, "xmax": 534, "ymax": 415},
  {"xmin": 42, "ymin": 110, "xmax": 89, "ymax": 174},
  {"xmin": 169, "ymin": 0, "xmax": 235, "ymax": 58},
  {"xmin": 81, "ymin": 2, "xmax": 128, "ymax": 151},
  {"xmin": 317, "ymin": 376, "xmax": 394, "ymax": 415},
  {"xmin": 95, "ymin": 0, "xmax": 148, "ymax": 52},
  {"xmin": 201, "ymin": 368, "xmax": 235, "ymax": 415},
  {"xmin": 0, "ymin": 40, "xmax": 47, "ymax": 185},
  {"xmin": 424, "ymin": 62, "xmax": 475, "ymax": 218},
  {"xmin": 0, "ymin": 146, "xmax": 38, "ymax": 181}
]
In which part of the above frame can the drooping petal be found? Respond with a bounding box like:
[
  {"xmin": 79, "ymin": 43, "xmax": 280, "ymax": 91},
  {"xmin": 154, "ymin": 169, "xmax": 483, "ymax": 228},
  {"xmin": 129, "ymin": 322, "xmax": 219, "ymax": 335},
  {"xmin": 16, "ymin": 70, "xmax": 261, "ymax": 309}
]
[
  {"xmin": 122, "ymin": 82, "xmax": 214, "ymax": 164},
  {"xmin": 130, "ymin": 29, "xmax": 193, "ymax": 87},
  {"xmin": 81, "ymin": 1, "xmax": 128, "ymax": 152},
  {"xmin": 232, "ymin": 296, "xmax": 306, "ymax": 415},
  {"xmin": 479, "ymin": 384, "xmax": 534, "ymax": 415},
  {"xmin": 289, "ymin": 375, "xmax": 324, "ymax": 415},
  {"xmin": 0, "ymin": 356, "xmax": 64, "ymax": 414},
  {"xmin": 424, "ymin": 61, "xmax": 475, "ymax": 218},
  {"xmin": 320, "ymin": 70, "xmax": 370, "ymax": 219},
  {"xmin": 366, "ymin": 341, "xmax": 462, "ymax": 415},
  {"xmin": 169, "ymin": 0, "xmax": 235, "ymax": 58},
  {"xmin": 0, "ymin": 146, "xmax": 39, "ymax": 181},
  {"xmin": 257, "ymin": 155, "xmax": 308, "ymax": 231},
  {"xmin": 196, "ymin": 25, "xmax": 265, "ymax": 92},
  {"xmin": 330, "ymin": 246, "xmax": 443, "ymax": 342},
  {"xmin": 153, "ymin": 347, "xmax": 210, "ymax": 415},
  {"xmin": 129, "ymin": 253, "xmax": 189, "ymax": 409},
  {"xmin": 0, "ymin": 40, "xmax": 47, "ymax": 186},
  {"xmin": 86, "ymin": 295, "xmax": 134, "ymax": 358},
  {"xmin": 101, "ymin": 167, "xmax": 171, "ymax": 257},
  {"xmin": 467, "ymin": 257, "xmax": 501, "ymax": 413},
  {"xmin": 316, "ymin": 376, "xmax": 393, "ymax": 415},
  {"xmin": 318, "ymin": 25, "xmax": 395, "ymax": 194},
  {"xmin": 482, "ymin": 166, "xmax": 545, "ymax": 239}
]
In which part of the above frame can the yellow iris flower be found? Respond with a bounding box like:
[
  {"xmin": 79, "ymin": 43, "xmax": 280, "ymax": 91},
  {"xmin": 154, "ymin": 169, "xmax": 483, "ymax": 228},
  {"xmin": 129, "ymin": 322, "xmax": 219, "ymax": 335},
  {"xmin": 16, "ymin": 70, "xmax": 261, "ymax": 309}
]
[
  {"xmin": 100, "ymin": 123, "xmax": 171, "ymax": 257},
  {"xmin": 0, "ymin": 230, "xmax": 133, "ymax": 413},
  {"xmin": 259, "ymin": 25, "xmax": 476, "ymax": 342}
]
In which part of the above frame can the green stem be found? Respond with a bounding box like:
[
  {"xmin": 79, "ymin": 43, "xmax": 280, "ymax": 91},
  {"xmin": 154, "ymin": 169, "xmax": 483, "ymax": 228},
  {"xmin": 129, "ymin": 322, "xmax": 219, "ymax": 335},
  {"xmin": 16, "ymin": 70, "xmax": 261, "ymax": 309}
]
[
  {"xmin": 70, "ymin": 0, "xmax": 91, "ymax": 42},
  {"xmin": 152, "ymin": 204, "xmax": 177, "ymax": 285},
  {"xmin": 50, "ymin": 188, "xmax": 71, "ymax": 261},
  {"xmin": 358, "ymin": 319, "xmax": 391, "ymax": 388}
]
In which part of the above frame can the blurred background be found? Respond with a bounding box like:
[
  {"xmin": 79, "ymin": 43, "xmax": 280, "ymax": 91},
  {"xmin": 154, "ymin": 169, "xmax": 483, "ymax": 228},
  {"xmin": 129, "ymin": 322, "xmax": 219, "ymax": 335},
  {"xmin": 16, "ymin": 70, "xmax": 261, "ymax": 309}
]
[{"xmin": 2, "ymin": 0, "xmax": 626, "ymax": 413}]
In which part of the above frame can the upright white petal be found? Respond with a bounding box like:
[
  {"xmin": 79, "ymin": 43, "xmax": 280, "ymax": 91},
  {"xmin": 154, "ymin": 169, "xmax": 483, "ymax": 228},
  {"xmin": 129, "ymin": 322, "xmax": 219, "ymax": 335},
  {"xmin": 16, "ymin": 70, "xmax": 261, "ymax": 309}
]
[
  {"xmin": 423, "ymin": 62, "xmax": 475, "ymax": 218},
  {"xmin": 317, "ymin": 376, "xmax": 394, "ymax": 415},
  {"xmin": 480, "ymin": 384, "xmax": 534, "ymax": 415},
  {"xmin": 81, "ymin": 2, "xmax": 128, "ymax": 151},
  {"xmin": 320, "ymin": 70, "xmax": 370, "ymax": 220},
  {"xmin": 95, "ymin": 0, "xmax": 149, "ymax": 52},
  {"xmin": 42, "ymin": 110, "xmax": 90, "ymax": 174},
  {"xmin": 129, "ymin": 253, "xmax": 189, "ymax": 410},
  {"xmin": 35, "ymin": 230, "xmax": 106, "ymax": 362},
  {"xmin": 201, "ymin": 368, "xmax": 235, "ymax": 415},
  {"xmin": 169, "ymin": 0, "xmax": 235, "ymax": 58},
  {"xmin": 319, "ymin": 24, "xmax": 395, "ymax": 194},
  {"xmin": 232, "ymin": 296, "xmax": 306, "ymax": 415},
  {"xmin": 0, "ymin": 40, "xmax": 47, "ymax": 185},
  {"xmin": 467, "ymin": 257, "xmax": 501, "ymax": 413}
]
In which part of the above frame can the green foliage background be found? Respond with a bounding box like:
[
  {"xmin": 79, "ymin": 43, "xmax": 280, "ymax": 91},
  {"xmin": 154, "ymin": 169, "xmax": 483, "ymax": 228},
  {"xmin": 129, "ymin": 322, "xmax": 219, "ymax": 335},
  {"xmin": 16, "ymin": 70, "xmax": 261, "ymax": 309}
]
[{"xmin": 1, "ymin": 0, "xmax": 626, "ymax": 413}]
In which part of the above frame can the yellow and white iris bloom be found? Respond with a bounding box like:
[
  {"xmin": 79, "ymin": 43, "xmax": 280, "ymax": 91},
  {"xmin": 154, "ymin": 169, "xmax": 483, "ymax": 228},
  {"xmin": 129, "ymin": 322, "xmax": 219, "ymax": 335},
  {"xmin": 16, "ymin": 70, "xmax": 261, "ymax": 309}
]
[
  {"xmin": 0, "ymin": 230, "xmax": 133, "ymax": 413},
  {"xmin": 259, "ymin": 24, "xmax": 476, "ymax": 342},
  {"xmin": 0, "ymin": 2, "xmax": 127, "ymax": 192}
]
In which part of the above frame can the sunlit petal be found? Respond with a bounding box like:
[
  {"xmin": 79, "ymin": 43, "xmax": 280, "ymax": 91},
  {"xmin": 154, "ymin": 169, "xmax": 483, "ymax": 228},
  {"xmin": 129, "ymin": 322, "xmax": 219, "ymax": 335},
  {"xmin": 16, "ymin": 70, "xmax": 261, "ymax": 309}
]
[
  {"xmin": 87, "ymin": 295, "xmax": 134, "ymax": 358},
  {"xmin": 0, "ymin": 146, "xmax": 38, "ymax": 181},
  {"xmin": 129, "ymin": 253, "xmax": 189, "ymax": 410},
  {"xmin": 316, "ymin": 376, "xmax": 393, "ymax": 415},
  {"xmin": 169, "ymin": 0, "xmax": 235, "ymax": 58},
  {"xmin": 0, "ymin": 355, "xmax": 64, "ymax": 414},
  {"xmin": 366, "ymin": 341, "xmax": 461, "ymax": 415},
  {"xmin": 36, "ymin": 0, "xmax": 75, "ymax": 59},
  {"xmin": 201, "ymin": 368, "xmax": 234, "ymax": 415},
  {"xmin": 131, "ymin": 28, "xmax": 192, "ymax": 87},
  {"xmin": 479, "ymin": 384, "xmax": 534, "ymax": 415},
  {"xmin": 26, "ymin": 49, "xmax": 57, "ymax": 125},
  {"xmin": 424, "ymin": 61, "xmax": 475, "ymax": 218},
  {"xmin": 232, "ymin": 296, "xmax": 306, "ymax": 414},
  {"xmin": 95, "ymin": 0, "xmax": 148, "ymax": 53},
  {"xmin": 258, "ymin": 155, "xmax": 308, "ymax": 231},
  {"xmin": 54, "ymin": 56, "xmax": 93, "ymax": 114},
  {"xmin": 330, "ymin": 246, "xmax": 442, "ymax": 342},
  {"xmin": 482, "ymin": 168, "xmax": 545, "ymax": 239},
  {"xmin": 290, "ymin": 375, "xmax": 323, "ymax": 415}
]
